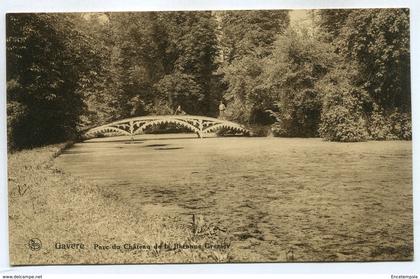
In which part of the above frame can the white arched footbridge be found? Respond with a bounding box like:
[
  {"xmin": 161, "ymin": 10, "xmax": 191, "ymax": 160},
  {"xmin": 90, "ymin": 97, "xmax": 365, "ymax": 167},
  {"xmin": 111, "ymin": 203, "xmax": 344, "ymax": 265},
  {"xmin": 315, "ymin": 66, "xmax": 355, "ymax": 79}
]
[{"xmin": 84, "ymin": 115, "xmax": 250, "ymax": 139}]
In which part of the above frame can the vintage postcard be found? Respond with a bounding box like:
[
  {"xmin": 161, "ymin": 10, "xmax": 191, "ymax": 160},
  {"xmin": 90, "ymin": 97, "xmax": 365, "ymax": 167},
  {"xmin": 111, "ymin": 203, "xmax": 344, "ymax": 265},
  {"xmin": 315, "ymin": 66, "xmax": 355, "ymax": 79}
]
[{"xmin": 6, "ymin": 9, "xmax": 412, "ymax": 265}]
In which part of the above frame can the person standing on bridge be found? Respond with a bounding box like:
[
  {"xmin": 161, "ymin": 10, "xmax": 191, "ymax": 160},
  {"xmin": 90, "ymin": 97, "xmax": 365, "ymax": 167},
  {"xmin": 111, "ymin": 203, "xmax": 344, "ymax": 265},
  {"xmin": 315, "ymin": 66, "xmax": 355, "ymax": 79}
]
[
  {"xmin": 174, "ymin": 105, "xmax": 185, "ymax": 115},
  {"xmin": 218, "ymin": 100, "xmax": 226, "ymax": 119}
]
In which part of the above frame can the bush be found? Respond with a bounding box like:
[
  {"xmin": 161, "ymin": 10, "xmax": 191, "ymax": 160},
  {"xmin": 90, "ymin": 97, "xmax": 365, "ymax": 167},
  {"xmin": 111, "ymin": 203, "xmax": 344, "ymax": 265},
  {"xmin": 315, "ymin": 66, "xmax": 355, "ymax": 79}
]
[
  {"xmin": 7, "ymin": 101, "xmax": 27, "ymax": 151},
  {"xmin": 368, "ymin": 104, "xmax": 393, "ymax": 140},
  {"xmin": 319, "ymin": 104, "xmax": 368, "ymax": 142},
  {"xmin": 215, "ymin": 126, "xmax": 252, "ymax": 137},
  {"xmin": 223, "ymin": 98, "xmax": 252, "ymax": 125},
  {"xmin": 147, "ymin": 100, "xmax": 175, "ymax": 116},
  {"xmin": 154, "ymin": 73, "xmax": 204, "ymax": 115},
  {"xmin": 317, "ymin": 67, "xmax": 369, "ymax": 142},
  {"xmin": 271, "ymin": 121, "xmax": 289, "ymax": 137},
  {"xmin": 386, "ymin": 109, "xmax": 412, "ymax": 140},
  {"xmin": 389, "ymin": 110, "xmax": 411, "ymax": 140},
  {"xmin": 368, "ymin": 104, "xmax": 412, "ymax": 140},
  {"xmin": 258, "ymin": 26, "xmax": 334, "ymax": 138},
  {"xmin": 144, "ymin": 123, "xmax": 191, "ymax": 134},
  {"xmin": 248, "ymin": 125, "xmax": 271, "ymax": 137}
]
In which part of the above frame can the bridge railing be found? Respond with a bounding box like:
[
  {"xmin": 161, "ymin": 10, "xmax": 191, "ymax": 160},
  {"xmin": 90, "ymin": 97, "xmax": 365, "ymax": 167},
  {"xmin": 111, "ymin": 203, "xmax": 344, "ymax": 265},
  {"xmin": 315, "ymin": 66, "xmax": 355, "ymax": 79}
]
[{"xmin": 83, "ymin": 115, "xmax": 250, "ymax": 139}]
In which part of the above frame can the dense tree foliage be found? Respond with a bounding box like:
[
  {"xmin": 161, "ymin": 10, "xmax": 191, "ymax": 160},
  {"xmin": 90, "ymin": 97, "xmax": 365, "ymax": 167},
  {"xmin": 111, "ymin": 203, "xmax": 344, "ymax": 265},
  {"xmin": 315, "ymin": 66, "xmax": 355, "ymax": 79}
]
[
  {"xmin": 317, "ymin": 8, "xmax": 411, "ymax": 140},
  {"xmin": 93, "ymin": 12, "xmax": 220, "ymax": 118},
  {"xmin": 261, "ymin": 26, "xmax": 335, "ymax": 137},
  {"xmin": 156, "ymin": 12, "xmax": 220, "ymax": 115},
  {"xmin": 7, "ymin": 14, "xmax": 103, "ymax": 148},
  {"xmin": 216, "ymin": 10, "xmax": 290, "ymax": 124},
  {"xmin": 336, "ymin": 9, "xmax": 410, "ymax": 112},
  {"xmin": 317, "ymin": 63, "xmax": 370, "ymax": 142},
  {"xmin": 6, "ymin": 9, "xmax": 411, "ymax": 149}
]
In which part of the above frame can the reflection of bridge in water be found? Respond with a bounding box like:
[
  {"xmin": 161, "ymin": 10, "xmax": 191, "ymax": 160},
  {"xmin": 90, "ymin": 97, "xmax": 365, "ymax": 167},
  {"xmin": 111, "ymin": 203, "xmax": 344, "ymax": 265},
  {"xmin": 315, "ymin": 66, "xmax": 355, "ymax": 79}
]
[{"xmin": 84, "ymin": 115, "xmax": 250, "ymax": 139}]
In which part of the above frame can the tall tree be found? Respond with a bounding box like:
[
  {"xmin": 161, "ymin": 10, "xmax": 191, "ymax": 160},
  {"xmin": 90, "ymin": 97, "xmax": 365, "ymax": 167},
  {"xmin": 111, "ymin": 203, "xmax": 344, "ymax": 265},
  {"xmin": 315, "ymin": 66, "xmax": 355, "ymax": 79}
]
[
  {"xmin": 217, "ymin": 10, "xmax": 290, "ymax": 124},
  {"xmin": 106, "ymin": 11, "xmax": 220, "ymax": 117},
  {"xmin": 337, "ymin": 9, "xmax": 410, "ymax": 113},
  {"xmin": 317, "ymin": 8, "xmax": 411, "ymax": 140},
  {"xmin": 155, "ymin": 11, "xmax": 220, "ymax": 115},
  {"xmin": 70, "ymin": 13, "xmax": 123, "ymax": 128},
  {"xmin": 218, "ymin": 10, "xmax": 290, "ymax": 62},
  {"xmin": 261, "ymin": 25, "xmax": 336, "ymax": 137},
  {"xmin": 108, "ymin": 12, "xmax": 167, "ymax": 117},
  {"xmin": 317, "ymin": 9, "xmax": 353, "ymax": 41},
  {"xmin": 6, "ymin": 13, "xmax": 102, "ymax": 148}
]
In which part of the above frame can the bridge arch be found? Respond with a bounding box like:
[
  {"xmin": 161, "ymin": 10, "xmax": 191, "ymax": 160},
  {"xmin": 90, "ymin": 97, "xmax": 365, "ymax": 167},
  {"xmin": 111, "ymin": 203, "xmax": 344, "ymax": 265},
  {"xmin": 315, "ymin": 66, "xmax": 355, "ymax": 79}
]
[{"xmin": 84, "ymin": 115, "xmax": 250, "ymax": 139}]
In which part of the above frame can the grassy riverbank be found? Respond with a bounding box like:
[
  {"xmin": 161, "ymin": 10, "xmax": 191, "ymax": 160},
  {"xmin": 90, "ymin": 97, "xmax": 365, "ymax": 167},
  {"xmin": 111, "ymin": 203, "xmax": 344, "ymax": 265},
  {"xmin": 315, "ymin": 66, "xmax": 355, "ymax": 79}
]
[{"xmin": 8, "ymin": 143, "xmax": 229, "ymax": 265}]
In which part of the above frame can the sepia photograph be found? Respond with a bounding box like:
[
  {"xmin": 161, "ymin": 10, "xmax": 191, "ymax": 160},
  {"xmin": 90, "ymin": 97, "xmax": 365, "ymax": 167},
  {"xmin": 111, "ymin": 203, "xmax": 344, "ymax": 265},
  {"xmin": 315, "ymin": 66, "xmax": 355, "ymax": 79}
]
[{"xmin": 6, "ymin": 8, "xmax": 413, "ymax": 265}]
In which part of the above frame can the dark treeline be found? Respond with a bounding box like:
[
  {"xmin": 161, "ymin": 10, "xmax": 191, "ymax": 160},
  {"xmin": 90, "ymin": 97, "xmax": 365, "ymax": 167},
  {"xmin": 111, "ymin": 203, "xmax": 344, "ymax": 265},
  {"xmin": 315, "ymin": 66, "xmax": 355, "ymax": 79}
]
[{"xmin": 6, "ymin": 9, "xmax": 411, "ymax": 149}]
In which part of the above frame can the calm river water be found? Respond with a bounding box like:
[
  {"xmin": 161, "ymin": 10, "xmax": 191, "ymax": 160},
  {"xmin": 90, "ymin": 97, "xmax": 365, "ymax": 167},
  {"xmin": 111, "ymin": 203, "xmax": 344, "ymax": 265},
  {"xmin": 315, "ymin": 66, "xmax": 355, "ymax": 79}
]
[{"xmin": 54, "ymin": 134, "xmax": 413, "ymax": 261}]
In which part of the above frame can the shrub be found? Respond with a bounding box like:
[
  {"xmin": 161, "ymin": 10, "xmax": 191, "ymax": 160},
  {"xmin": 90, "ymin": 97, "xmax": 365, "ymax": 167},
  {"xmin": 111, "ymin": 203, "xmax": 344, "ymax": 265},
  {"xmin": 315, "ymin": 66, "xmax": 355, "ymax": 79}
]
[
  {"xmin": 153, "ymin": 73, "xmax": 204, "ymax": 115},
  {"xmin": 271, "ymin": 121, "xmax": 289, "ymax": 137},
  {"xmin": 389, "ymin": 109, "xmax": 412, "ymax": 140},
  {"xmin": 319, "ymin": 103, "xmax": 368, "ymax": 142},
  {"xmin": 317, "ymin": 67, "xmax": 369, "ymax": 142},
  {"xmin": 248, "ymin": 125, "xmax": 271, "ymax": 137},
  {"xmin": 368, "ymin": 104, "xmax": 393, "ymax": 140},
  {"xmin": 367, "ymin": 104, "xmax": 412, "ymax": 140},
  {"xmin": 223, "ymin": 97, "xmax": 252, "ymax": 125},
  {"xmin": 7, "ymin": 101, "xmax": 27, "ymax": 151}
]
